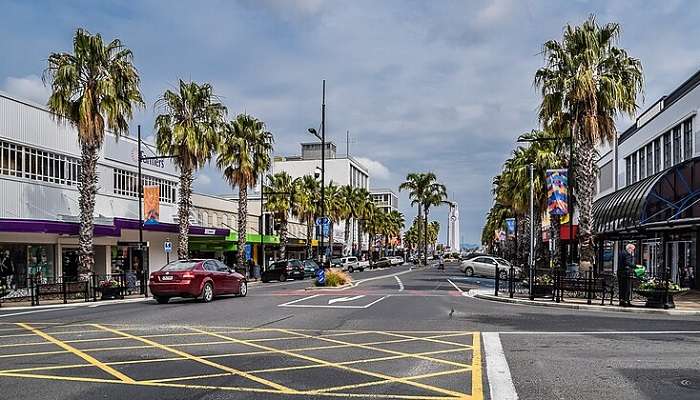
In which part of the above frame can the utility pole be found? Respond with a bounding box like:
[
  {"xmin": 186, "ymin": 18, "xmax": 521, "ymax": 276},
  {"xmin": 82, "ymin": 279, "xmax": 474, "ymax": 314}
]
[
  {"xmin": 321, "ymin": 80, "xmax": 326, "ymax": 265},
  {"xmin": 529, "ymin": 163, "xmax": 535, "ymax": 300}
]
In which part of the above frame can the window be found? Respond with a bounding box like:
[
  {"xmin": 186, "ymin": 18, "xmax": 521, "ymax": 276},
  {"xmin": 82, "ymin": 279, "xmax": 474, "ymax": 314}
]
[
  {"xmin": 673, "ymin": 126, "xmax": 682, "ymax": 164},
  {"xmin": 625, "ymin": 156, "xmax": 631, "ymax": 186},
  {"xmin": 639, "ymin": 149, "xmax": 646, "ymax": 179},
  {"xmin": 646, "ymin": 144, "xmax": 653, "ymax": 176},
  {"xmin": 0, "ymin": 139, "xmax": 80, "ymax": 186},
  {"xmin": 113, "ymin": 168, "xmax": 176, "ymax": 203},
  {"xmin": 663, "ymin": 132, "xmax": 671, "ymax": 169},
  {"xmin": 684, "ymin": 119, "xmax": 693, "ymax": 160},
  {"xmin": 599, "ymin": 161, "xmax": 613, "ymax": 192},
  {"xmin": 630, "ymin": 153, "xmax": 637, "ymax": 183},
  {"xmin": 654, "ymin": 138, "xmax": 661, "ymax": 172}
]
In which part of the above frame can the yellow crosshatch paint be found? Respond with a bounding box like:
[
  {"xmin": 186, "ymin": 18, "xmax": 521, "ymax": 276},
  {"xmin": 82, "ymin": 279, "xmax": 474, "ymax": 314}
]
[{"xmin": 0, "ymin": 323, "xmax": 484, "ymax": 400}]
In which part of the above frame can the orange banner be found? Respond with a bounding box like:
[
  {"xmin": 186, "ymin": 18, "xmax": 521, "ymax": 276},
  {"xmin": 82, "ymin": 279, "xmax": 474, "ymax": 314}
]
[{"xmin": 144, "ymin": 186, "xmax": 160, "ymax": 225}]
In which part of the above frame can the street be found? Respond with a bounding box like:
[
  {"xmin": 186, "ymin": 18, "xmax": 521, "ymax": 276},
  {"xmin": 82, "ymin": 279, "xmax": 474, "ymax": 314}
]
[{"xmin": 1, "ymin": 263, "xmax": 699, "ymax": 400}]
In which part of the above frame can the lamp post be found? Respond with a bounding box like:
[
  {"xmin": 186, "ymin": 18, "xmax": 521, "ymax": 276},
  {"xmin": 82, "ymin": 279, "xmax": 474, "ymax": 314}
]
[
  {"xmin": 137, "ymin": 125, "xmax": 178, "ymax": 297},
  {"xmin": 529, "ymin": 163, "xmax": 535, "ymax": 300},
  {"xmin": 308, "ymin": 80, "xmax": 326, "ymax": 266}
]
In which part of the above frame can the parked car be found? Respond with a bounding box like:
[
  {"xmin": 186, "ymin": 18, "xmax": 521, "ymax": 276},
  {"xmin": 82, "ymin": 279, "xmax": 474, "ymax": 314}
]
[
  {"xmin": 373, "ymin": 257, "xmax": 393, "ymax": 268},
  {"xmin": 390, "ymin": 256, "xmax": 403, "ymax": 266},
  {"xmin": 302, "ymin": 259, "xmax": 320, "ymax": 278},
  {"xmin": 261, "ymin": 259, "xmax": 305, "ymax": 282},
  {"xmin": 333, "ymin": 256, "xmax": 362, "ymax": 273},
  {"xmin": 358, "ymin": 259, "xmax": 371, "ymax": 269},
  {"xmin": 461, "ymin": 256, "xmax": 517, "ymax": 280},
  {"xmin": 149, "ymin": 259, "xmax": 247, "ymax": 304}
]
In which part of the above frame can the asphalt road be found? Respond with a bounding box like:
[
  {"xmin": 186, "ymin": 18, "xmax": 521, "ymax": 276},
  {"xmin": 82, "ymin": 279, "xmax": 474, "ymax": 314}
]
[{"xmin": 1, "ymin": 263, "xmax": 699, "ymax": 400}]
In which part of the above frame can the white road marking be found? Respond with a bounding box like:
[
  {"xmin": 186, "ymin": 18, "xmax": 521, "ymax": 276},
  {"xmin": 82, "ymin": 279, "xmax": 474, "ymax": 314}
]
[
  {"xmin": 328, "ymin": 295, "xmax": 365, "ymax": 304},
  {"xmin": 352, "ymin": 268, "xmax": 414, "ymax": 287},
  {"xmin": 446, "ymin": 279, "xmax": 470, "ymax": 296},
  {"xmin": 483, "ymin": 332, "xmax": 518, "ymax": 400},
  {"xmin": 497, "ymin": 330, "xmax": 700, "ymax": 335},
  {"xmin": 279, "ymin": 295, "xmax": 390, "ymax": 309},
  {"xmin": 0, "ymin": 308, "xmax": 75, "ymax": 318},
  {"xmin": 277, "ymin": 294, "xmax": 321, "ymax": 307},
  {"xmin": 394, "ymin": 276, "xmax": 404, "ymax": 291}
]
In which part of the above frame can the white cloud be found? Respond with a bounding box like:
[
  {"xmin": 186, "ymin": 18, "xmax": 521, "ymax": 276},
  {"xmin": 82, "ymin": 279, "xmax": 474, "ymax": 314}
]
[
  {"xmin": 355, "ymin": 157, "xmax": 391, "ymax": 181},
  {"xmin": 2, "ymin": 75, "xmax": 50, "ymax": 105},
  {"xmin": 194, "ymin": 173, "xmax": 212, "ymax": 190}
]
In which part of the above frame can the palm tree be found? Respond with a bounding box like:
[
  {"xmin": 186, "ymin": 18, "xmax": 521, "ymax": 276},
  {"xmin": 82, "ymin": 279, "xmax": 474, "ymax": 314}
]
[
  {"xmin": 399, "ymin": 173, "xmax": 436, "ymax": 263},
  {"xmin": 217, "ymin": 114, "xmax": 274, "ymax": 268},
  {"xmin": 338, "ymin": 185, "xmax": 356, "ymax": 255},
  {"xmin": 155, "ymin": 80, "xmax": 226, "ymax": 259},
  {"xmin": 354, "ymin": 188, "xmax": 372, "ymax": 259},
  {"xmin": 535, "ymin": 15, "xmax": 643, "ymax": 265},
  {"xmin": 44, "ymin": 28, "xmax": 144, "ymax": 274},
  {"xmin": 386, "ymin": 210, "xmax": 405, "ymax": 255},
  {"xmin": 428, "ymin": 221, "xmax": 441, "ymax": 252},
  {"xmin": 265, "ymin": 171, "xmax": 296, "ymax": 260},
  {"xmin": 323, "ymin": 183, "xmax": 344, "ymax": 257},
  {"xmin": 421, "ymin": 182, "xmax": 447, "ymax": 264},
  {"xmin": 294, "ymin": 175, "xmax": 320, "ymax": 259}
]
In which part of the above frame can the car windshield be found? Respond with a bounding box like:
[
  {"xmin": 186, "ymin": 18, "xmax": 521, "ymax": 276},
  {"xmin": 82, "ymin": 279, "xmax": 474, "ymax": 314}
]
[
  {"xmin": 270, "ymin": 261, "xmax": 287, "ymax": 269},
  {"xmin": 331, "ymin": 258, "xmax": 341, "ymax": 264},
  {"xmin": 304, "ymin": 260, "xmax": 319, "ymax": 268},
  {"xmin": 161, "ymin": 260, "xmax": 198, "ymax": 271}
]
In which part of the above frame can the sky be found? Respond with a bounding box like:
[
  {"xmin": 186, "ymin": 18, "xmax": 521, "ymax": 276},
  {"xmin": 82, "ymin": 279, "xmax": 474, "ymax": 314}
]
[{"xmin": 1, "ymin": 0, "xmax": 700, "ymax": 245}]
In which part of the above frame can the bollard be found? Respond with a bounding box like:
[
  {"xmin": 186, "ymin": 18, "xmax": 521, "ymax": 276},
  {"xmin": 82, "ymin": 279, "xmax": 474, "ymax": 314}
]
[
  {"xmin": 509, "ymin": 266, "xmax": 514, "ymax": 298},
  {"xmin": 494, "ymin": 265, "xmax": 500, "ymax": 297}
]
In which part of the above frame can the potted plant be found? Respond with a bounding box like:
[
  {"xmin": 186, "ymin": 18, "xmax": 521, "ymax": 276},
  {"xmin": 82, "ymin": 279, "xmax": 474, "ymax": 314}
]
[
  {"xmin": 98, "ymin": 279, "xmax": 123, "ymax": 300},
  {"xmin": 532, "ymin": 274, "xmax": 553, "ymax": 297},
  {"xmin": 633, "ymin": 278, "xmax": 689, "ymax": 309}
]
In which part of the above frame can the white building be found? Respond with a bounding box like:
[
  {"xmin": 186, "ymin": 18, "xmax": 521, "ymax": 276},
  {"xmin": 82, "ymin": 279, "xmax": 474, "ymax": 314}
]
[
  {"xmin": 370, "ymin": 188, "xmax": 399, "ymax": 214},
  {"xmin": 447, "ymin": 202, "xmax": 460, "ymax": 251},
  {"xmin": 272, "ymin": 141, "xmax": 370, "ymax": 255},
  {"xmin": 0, "ymin": 91, "xmax": 234, "ymax": 287},
  {"xmin": 593, "ymin": 68, "xmax": 700, "ymax": 288}
]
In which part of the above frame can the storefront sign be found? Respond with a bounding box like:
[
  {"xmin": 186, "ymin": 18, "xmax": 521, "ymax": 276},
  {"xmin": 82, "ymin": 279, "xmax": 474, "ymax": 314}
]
[
  {"xmin": 204, "ymin": 229, "xmax": 217, "ymax": 235},
  {"xmin": 546, "ymin": 169, "xmax": 568, "ymax": 216},
  {"xmin": 144, "ymin": 186, "xmax": 160, "ymax": 225}
]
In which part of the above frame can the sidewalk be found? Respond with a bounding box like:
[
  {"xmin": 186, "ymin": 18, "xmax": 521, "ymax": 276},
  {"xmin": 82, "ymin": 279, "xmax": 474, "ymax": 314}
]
[{"xmin": 472, "ymin": 289, "xmax": 700, "ymax": 316}]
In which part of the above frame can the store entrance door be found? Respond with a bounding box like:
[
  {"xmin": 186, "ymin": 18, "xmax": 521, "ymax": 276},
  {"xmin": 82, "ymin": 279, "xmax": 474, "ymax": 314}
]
[{"xmin": 62, "ymin": 248, "xmax": 79, "ymax": 281}]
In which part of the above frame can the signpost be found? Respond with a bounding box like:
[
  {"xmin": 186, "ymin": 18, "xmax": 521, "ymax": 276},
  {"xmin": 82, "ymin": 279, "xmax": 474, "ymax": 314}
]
[{"xmin": 163, "ymin": 239, "xmax": 172, "ymax": 264}]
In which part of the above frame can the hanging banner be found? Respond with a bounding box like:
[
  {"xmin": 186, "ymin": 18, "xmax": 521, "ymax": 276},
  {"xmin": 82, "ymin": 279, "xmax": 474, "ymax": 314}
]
[
  {"xmin": 494, "ymin": 229, "xmax": 506, "ymax": 242},
  {"xmin": 546, "ymin": 169, "xmax": 568, "ymax": 216},
  {"xmin": 143, "ymin": 186, "xmax": 160, "ymax": 225},
  {"xmin": 505, "ymin": 218, "xmax": 516, "ymax": 237}
]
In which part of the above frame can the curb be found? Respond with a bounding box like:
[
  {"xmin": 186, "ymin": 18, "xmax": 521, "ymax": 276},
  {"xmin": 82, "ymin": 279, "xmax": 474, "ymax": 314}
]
[{"xmin": 473, "ymin": 292, "xmax": 700, "ymax": 316}]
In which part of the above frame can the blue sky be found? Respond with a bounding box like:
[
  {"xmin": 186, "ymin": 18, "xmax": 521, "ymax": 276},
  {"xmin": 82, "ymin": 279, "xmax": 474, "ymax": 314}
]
[{"xmin": 2, "ymin": 0, "xmax": 700, "ymax": 244}]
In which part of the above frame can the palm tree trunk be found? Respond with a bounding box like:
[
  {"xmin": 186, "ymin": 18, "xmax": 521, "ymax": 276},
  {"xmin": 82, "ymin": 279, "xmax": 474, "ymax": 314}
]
[
  {"xmin": 280, "ymin": 218, "xmax": 288, "ymax": 260},
  {"xmin": 328, "ymin": 222, "xmax": 334, "ymax": 258},
  {"xmin": 424, "ymin": 206, "xmax": 429, "ymax": 266},
  {"xmin": 577, "ymin": 135, "xmax": 596, "ymax": 265},
  {"xmin": 177, "ymin": 166, "xmax": 193, "ymax": 260},
  {"xmin": 357, "ymin": 221, "xmax": 364, "ymax": 259},
  {"xmin": 344, "ymin": 218, "xmax": 351, "ymax": 256},
  {"xmin": 78, "ymin": 143, "xmax": 99, "ymax": 275},
  {"xmin": 306, "ymin": 216, "xmax": 313, "ymax": 259},
  {"xmin": 551, "ymin": 214, "xmax": 562, "ymax": 269},
  {"xmin": 416, "ymin": 207, "xmax": 422, "ymax": 262},
  {"xmin": 238, "ymin": 186, "xmax": 248, "ymax": 270}
]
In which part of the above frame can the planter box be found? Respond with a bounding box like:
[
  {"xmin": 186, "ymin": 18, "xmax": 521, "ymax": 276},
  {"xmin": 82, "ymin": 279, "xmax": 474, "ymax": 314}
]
[
  {"xmin": 99, "ymin": 287, "xmax": 122, "ymax": 300},
  {"xmin": 633, "ymin": 288, "xmax": 688, "ymax": 309}
]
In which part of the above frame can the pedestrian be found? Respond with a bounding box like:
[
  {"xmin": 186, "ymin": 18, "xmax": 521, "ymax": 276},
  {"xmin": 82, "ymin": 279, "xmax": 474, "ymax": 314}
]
[
  {"xmin": 438, "ymin": 253, "xmax": 445, "ymax": 271},
  {"xmin": 618, "ymin": 243, "xmax": 635, "ymax": 307}
]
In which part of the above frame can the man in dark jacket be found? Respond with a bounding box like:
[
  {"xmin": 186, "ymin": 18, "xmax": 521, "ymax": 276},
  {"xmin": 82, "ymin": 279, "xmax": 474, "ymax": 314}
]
[{"xmin": 618, "ymin": 243, "xmax": 636, "ymax": 307}]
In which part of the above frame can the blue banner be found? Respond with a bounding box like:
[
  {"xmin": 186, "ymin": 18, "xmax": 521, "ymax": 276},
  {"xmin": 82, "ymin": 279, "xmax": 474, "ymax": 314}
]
[{"xmin": 505, "ymin": 218, "xmax": 516, "ymax": 236}]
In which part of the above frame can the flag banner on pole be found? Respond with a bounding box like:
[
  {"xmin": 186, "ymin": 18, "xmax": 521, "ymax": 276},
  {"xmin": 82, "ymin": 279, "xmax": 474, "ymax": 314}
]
[
  {"xmin": 144, "ymin": 185, "xmax": 160, "ymax": 225},
  {"xmin": 546, "ymin": 169, "xmax": 568, "ymax": 215},
  {"xmin": 505, "ymin": 218, "xmax": 516, "ymax": 236}
]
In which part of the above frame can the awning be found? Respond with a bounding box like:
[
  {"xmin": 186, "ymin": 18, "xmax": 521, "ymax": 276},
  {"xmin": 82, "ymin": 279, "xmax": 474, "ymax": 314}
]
[{"xmin": 593, "ymin": 155, "xmax": 700, "ymax": 235}]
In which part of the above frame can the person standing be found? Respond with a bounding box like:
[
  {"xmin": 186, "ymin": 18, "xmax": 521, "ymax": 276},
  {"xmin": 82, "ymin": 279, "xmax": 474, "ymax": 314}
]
[{"xmin": 618, "ymin": 243, "xmax": 636, "ymax": 307}]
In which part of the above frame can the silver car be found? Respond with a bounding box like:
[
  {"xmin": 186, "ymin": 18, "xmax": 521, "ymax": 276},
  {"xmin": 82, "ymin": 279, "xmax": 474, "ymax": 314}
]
[{"xmin": 461, "ymin": 256, "xmax": 516, "ymax": 280}]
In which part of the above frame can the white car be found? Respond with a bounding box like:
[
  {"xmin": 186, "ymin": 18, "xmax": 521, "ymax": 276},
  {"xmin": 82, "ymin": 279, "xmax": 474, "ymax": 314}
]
[
  {"xmin": 390, "ymin": 256, "xmax": 403, "ymax": 266},
  {"xmin": 358, "ymin": 259, "xmax": 370, "ymax": 269},
  {"xmin": 332, "ymin": 256, "xmax": 362, "ymax": 273},
  {"xmin": 461, "ymin": 256, "xmax": 517, "ymax": 280}
]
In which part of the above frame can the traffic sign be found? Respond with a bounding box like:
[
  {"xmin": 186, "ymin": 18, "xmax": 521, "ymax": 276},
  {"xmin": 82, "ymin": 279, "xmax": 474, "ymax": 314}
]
[
  {"xmin": 315, "ymin": 216, "xmax": 330, "ymax": 226},
  {"xmin": 163, "ymin": 240, "xmax": 172, "ymax": 254},
  {"xmin": 316, "ymin": 268, "xmax": 325, "ymax": 285}
]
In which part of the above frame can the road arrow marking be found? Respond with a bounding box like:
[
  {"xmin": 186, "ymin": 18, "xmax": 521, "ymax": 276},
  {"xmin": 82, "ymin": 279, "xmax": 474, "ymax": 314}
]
[{"xmin": 328, "ymin": 295, "xmax": 365, "ymax": 304}]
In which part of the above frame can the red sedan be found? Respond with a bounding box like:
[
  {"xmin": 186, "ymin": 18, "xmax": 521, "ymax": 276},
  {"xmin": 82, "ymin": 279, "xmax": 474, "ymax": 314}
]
[{"xmin": 149, "ymin": 259, "xmax": 247, "ymax": 304}]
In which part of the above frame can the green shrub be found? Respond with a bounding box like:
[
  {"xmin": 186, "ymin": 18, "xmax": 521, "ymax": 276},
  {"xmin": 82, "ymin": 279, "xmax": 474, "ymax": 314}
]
[{"xmin": 317, "ymin": 268, "xmax": 351, "ymax": 287}]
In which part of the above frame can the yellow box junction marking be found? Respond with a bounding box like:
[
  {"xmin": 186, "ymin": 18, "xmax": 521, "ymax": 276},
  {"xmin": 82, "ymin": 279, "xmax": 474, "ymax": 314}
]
[
  {"xmin": 471, "ymin": 332, "xmax": 483, "ymax": 400},
  {"xmin": 90, "ymin": 324, "xmax": 295, "ymax": 393},
  {"xmin": 14, "ymin": 323, "xmax": 135, "ymax": 383}
]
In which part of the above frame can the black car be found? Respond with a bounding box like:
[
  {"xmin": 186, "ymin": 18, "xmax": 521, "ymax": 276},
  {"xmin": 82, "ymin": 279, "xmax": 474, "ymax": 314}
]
[
  {"xmin": 261, "ymin": 259, "xmax": 305, "ymax": 282},
  {"xmin": 301, "ymin": 259, "xmax": 320, "ymax": 278}
]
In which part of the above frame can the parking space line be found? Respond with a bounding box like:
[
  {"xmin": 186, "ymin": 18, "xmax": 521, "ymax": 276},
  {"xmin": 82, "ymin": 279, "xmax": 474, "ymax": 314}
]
[
  {"xmin": 279, "ymin": 329, "xmax": 472, "ymax": 369},
  {"xmin": 191, "ymin": 327, "xmax": 470, "ymax": 398},
  {"xmin": 15, "ymin": 323, "xmax": 135, "ymax": 383},
  {"xmin": 90, "ymin": 324, "xmax": 295, "ymax": 393}
]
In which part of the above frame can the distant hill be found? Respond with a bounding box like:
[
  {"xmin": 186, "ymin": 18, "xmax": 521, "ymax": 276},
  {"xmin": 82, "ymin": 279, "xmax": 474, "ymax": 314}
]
[{"xmin": 461, "ymin": 243, "xmax": 480, "ymax": 250}]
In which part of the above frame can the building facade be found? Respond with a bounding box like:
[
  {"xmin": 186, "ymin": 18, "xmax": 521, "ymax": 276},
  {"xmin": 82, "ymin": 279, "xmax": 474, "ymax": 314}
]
[
  {"xmin": 594, "ymin": 69, "xmax": 700, "ymax": 289},
  {"xmin": 370, "ymin": 188, "xmax": 399, "ymax": 214}
]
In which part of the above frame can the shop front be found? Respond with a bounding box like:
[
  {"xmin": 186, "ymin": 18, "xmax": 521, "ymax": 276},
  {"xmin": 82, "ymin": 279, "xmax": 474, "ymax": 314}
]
[
  {"xmin": 188, "ymin": 232, "xmax": 280, "ymax": 269},
  {"xmin": 593, "ymin": 156, "xmax": 700, "ymax": 289}
]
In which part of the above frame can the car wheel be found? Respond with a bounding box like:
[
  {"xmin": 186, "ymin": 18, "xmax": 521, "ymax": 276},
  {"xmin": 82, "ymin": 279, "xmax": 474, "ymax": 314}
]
[
  {"xmin": 359, "ymin": 268, "xmax": 364, "ymax": 272},
  {"xmin": 464, "ymin": 267, "xmax": 474, "ymax": 277},
  {"xmin": 499, "ymin": 270, "xmax": 508, "ymax": 281},
  {"xmin": 261, "ymin": 277, "xmax": 269, "ymax": 283},
  {"xmin": 238, "ymin": 281, "xmax": 248, "ymax": 297},
  {"xmin": 154, "ymin": 296, "xmax": 169, "ymax": 304},
  {"xmin": 200, "ymin": 282, "xmax": 214, "ymax": 303},
  {"xmin": 348, "ymin": 266, "xmax": 354, "ymax": 273},
  {"xmin": 279, "ymin": 274, "xmax": 287, "ymax": 282}
]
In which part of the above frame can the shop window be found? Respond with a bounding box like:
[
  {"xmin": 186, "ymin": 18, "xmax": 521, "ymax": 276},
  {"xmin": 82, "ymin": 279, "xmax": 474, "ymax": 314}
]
[
  {"xmin": 684, "ymin": 119, "xmax": 693, "ymax": 160},
  {"xmin": 663, "ymin": 132, "xmax": 671, "ymax": 168},
  {"xmin": 0, "ymin": 244, "xmax": 55, "ymax": 289},
  {"xmin": 113, "ymin": 168, "xmax": 176, "ymax": 203}
]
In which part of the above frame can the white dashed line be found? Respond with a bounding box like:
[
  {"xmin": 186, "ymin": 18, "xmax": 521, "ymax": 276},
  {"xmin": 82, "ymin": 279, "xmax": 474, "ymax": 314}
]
[{"xmin": 394, "ymin": 276, "xmax": 404, "ymax": 291}]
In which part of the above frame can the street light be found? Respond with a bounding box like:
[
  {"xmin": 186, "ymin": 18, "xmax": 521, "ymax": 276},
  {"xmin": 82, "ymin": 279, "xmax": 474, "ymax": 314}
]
[{"xmin": 308, "ymin": 79, "xmax": 326, "ymax": 266}]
